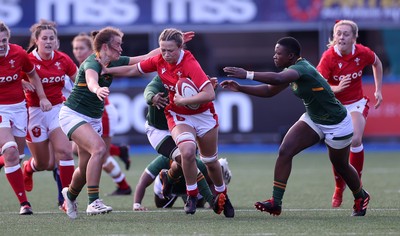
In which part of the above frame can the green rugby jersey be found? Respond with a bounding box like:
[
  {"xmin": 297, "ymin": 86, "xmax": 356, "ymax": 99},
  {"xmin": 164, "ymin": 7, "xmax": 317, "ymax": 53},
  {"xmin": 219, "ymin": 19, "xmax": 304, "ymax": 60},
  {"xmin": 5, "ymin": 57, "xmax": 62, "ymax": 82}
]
[
  {"xmin": 144, "ymin": 76, "xmax": 169, "ymax": 130},
  {"xmin": 65, "ymin": 54, "xmax": 129, "ymax": 118},
  {"xmin": 289, "ymin": 58, "xmax": 347, "ymax": 125}
]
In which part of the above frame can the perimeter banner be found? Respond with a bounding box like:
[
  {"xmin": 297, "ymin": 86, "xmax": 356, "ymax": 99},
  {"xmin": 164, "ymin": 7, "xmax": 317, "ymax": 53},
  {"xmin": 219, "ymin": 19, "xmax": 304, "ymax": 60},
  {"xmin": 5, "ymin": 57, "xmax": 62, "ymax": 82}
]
[{"xmin": 2, "ymin": 0, "xmax": 400, "ymax": 34}]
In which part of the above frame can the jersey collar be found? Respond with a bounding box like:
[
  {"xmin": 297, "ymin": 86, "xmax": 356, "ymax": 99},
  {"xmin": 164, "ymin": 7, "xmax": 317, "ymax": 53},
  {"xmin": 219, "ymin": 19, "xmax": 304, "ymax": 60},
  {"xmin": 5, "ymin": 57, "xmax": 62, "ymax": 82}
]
[
  {"xmin": 32, "ymin": 48, "xmax": 55, "ymax": 61},
  {"xmin": 3, "ymin": 44, "xmax": 10, "ymax": 57},
  {"xmin": 333, "ymin": 43, "xmax": 355, "ymax": 57},
  {"xmin": 176, "ymin": 49, "xmax": 184, "ymax": 65}
]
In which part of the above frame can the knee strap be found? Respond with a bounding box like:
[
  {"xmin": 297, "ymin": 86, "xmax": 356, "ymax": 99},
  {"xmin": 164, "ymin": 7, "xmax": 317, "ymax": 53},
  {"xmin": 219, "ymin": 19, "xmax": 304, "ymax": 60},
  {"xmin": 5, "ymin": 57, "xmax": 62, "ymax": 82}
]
[
  {"xmin": 1, "ymin": 141, "xmax": 18, "ymax": 155},
  {"xmin": 175, "ymin": 132, "xmax": 196, "ymax": 146},
  {"xmin": 200, "ymin": 153, "xmax": 218, "ymax": 164}
]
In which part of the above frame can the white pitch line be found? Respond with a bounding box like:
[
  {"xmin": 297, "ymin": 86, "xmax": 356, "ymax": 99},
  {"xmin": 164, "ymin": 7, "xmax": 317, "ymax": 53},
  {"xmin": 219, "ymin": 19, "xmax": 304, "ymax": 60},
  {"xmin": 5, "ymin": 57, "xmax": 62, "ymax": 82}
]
[{"xmin": 0, "ymin": 208, "xmax": 398, "ymax": 215}]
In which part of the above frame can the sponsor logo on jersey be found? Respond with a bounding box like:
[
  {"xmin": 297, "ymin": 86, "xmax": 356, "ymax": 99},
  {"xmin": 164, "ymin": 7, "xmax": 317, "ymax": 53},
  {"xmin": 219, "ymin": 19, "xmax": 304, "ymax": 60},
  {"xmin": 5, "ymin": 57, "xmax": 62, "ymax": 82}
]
[
  {"xmin": 41, "ymin": 75, "xmax": 66, "ymax": 83},
  {"xmin": 333, "ymin": 70, "xmax": 363, "ymax": 81},
  {"xmin": 0, "ymin": 73, "xmax": 18, "ymax": 83}
]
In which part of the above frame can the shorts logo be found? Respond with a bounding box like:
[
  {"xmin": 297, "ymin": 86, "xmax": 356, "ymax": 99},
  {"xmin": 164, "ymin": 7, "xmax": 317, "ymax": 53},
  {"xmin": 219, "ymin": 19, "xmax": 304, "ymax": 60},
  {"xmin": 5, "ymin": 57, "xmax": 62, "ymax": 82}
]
[
  {"xmin": 176, "ymin": 115, "xmax": 185, "ymax": 121},
  {"xmin": 31, "ymin": 126, "xmax": 41, "ymax": 137}
]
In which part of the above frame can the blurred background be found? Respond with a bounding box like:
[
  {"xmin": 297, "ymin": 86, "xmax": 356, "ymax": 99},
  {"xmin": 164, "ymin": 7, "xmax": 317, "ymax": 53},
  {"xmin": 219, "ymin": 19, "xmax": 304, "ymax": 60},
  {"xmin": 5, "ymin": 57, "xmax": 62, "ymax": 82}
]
[{"xmin": 3, "ymin": 0, "xmax": 400, "ymax": 148}]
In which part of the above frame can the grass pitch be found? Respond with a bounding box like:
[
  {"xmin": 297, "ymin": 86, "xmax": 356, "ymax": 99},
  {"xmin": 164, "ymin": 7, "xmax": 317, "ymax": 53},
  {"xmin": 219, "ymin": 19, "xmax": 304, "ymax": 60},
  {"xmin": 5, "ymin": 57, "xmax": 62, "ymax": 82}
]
[{"xmin": 1, "ymin": 150, "xmax": 399, "ymax": 235}]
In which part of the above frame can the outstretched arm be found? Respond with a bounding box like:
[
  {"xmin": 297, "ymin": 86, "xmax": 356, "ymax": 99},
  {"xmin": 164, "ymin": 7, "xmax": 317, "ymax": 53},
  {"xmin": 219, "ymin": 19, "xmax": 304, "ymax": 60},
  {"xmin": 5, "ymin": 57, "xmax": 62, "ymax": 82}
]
[
  {"xmin": 372, "ymin": 54, "xmax": 383, "ymax": 109},
  {"xmin": 101, "ymin": 63, "xmax": 142, "ymax": 78},
  {"xmin": 220, "ymin": 80, "xmax": 288, "ymax": 97},
  {"xmin": 223, "ymin": 66, "xmax": 299, "ymax": 85}
]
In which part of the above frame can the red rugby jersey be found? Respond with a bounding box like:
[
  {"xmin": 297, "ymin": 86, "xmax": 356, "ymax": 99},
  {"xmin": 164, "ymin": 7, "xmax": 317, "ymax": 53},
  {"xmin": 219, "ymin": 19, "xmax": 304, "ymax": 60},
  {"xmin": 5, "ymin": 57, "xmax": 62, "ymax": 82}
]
[
  {"xmin": 317, "ymin": 44, "xmax": 375, "ymax": 105},
  {"xmin": 0, "ymin": 44, "xmax": 35, "ymax": 104},
  {"xmin": 24, "ymin": 50, "xmax": 77, "ymax": 107},
  {"xmin": 138, "ymin": 50, "xmax": 213, "ymax": 115}
]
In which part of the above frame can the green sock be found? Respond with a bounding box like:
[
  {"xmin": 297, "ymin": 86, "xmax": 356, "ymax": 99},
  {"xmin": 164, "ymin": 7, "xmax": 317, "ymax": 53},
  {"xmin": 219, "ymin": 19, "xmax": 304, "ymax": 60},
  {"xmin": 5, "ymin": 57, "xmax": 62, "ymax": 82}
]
[
  {"xmin": 67, "ymin": 186, "xmax": 80, "ymax": 201},
  {"xmin": 87, "ymin": 186, "xmax": 99, "ymax": 204},
  {"xmin": 272, "ymin": 180, "xmax": 287, "ymax": 206},
  {"xmin": 196, "ymin": 173, "xmax": 214, "ymax": 205}
]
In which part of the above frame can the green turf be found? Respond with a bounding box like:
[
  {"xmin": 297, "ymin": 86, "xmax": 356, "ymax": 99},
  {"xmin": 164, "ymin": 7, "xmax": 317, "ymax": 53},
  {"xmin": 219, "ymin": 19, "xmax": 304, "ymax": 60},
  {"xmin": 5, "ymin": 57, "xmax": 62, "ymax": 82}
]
[{"xmin": 1, "ymin": 151, "xmax": 399, "ymax": 235}]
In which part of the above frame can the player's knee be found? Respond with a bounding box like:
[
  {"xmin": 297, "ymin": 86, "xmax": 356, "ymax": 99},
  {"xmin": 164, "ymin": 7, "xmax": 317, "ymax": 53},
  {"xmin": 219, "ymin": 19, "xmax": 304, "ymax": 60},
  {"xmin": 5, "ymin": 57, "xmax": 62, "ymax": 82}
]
[
  {"xmin": 175, "ymin": 132, "xmax": 196, "ymax": 158},
  {"xmin": 351, "ymin": 138, "xmax": 363, "ymax": 148},
  {"xmin": 1, "ymin": 141, "xmax": 18, "ymax": 155}
]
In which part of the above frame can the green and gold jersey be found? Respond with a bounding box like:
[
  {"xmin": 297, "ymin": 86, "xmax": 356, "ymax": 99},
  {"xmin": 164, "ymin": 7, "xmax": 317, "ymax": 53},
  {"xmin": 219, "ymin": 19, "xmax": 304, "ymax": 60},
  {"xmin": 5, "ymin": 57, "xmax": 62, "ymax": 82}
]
[
  {"xmin": 144, "ymin": 76, "xmax": 169, "ymax": 130},
  {"xmin": 289, "ymin": 58, "xmax": 347, "ymax": 125},
  {"xmin": 65, "ymin": 54, "xmax": 129, "ymax": 118}
]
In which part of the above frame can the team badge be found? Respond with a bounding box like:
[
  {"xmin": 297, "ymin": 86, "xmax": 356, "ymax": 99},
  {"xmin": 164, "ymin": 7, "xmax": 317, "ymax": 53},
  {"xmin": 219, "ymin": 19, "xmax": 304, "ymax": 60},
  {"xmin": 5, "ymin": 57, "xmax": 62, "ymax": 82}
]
[
  {"xmin": 9, "ymin": 59, "xmax": 15, "ymax": 68},
  {"xmin": 55, "ymin": 62, "xmax": 61, "ymax": 70},
  {"xmin": 31, "ymin": 126, "xmax": 41, "ymax": 137},
  {"xmin": 354, "ymin": 58, "xmax": 360, "ymax": 66}
]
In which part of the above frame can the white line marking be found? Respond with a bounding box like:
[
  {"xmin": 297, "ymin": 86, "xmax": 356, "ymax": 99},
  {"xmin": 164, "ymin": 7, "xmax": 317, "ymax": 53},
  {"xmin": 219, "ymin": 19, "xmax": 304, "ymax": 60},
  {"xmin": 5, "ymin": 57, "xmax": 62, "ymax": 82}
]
[{"xmin": 0, "ymin": 208, "xmax": 398, "ymax": 215}]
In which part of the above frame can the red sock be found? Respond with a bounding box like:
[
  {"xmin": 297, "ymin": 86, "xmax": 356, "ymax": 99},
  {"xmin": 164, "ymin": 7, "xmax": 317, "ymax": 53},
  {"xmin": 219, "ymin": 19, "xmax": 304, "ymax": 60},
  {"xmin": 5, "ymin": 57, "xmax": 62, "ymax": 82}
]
[
  {"xmin": 24, "ymin": 157, "xmax": 35, "ymax": 174},
  {"xmin": 187, "ymin": 188, "xmax": 199, "ymax": 197},
  {"xmin": 117, "ymin": 178, "xmax": 130, "ymax": 190},
  {"xmin": 332, "ymin": 165, "xmax": 346, "ymax": 189},
  {"xmin": 350, "ymin": 149, "xmax": 364, "ymax": 179},
  {"xmin": 58, "ymin": 164, "xmax": 74, "ymax": 188},
  {"xmin": 5, "ymin": 166, "xmax": 28, "ymax": 204},
  {"xmin": 110, "ymin": 144, "xmax": 120, "ymax": 156},
  {"xmin": 0, "ymin": 155, "xmax": 4, "ymax": 167}
]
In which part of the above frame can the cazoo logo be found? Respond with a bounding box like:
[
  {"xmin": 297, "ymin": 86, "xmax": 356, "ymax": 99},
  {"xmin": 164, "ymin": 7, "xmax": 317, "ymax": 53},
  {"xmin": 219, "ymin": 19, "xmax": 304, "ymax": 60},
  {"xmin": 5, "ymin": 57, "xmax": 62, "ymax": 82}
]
[
  {"xmin": 0, "ymin": 74, "xmax": 18, "ymax": 83},
  {"xmin": 333, "ymin": 70, "xmax": 363, "ymax": 81},
  {"xmin": 41, "ymin": 75, "xmax": 65, "ymax": 83}
]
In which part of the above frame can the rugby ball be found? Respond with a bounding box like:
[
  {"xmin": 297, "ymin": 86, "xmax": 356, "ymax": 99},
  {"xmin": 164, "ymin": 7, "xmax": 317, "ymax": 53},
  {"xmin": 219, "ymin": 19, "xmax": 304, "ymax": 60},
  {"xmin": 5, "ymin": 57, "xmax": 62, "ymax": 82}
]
[{"xmin": 175, "ymin": 77, "xmax": 200, "ymax": 110}]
